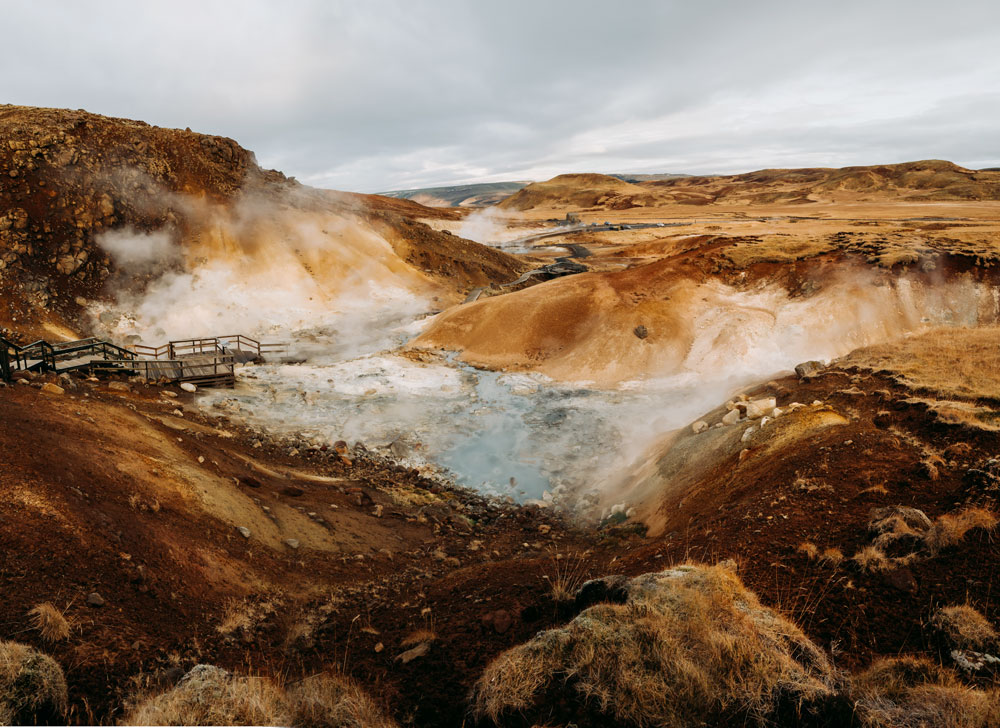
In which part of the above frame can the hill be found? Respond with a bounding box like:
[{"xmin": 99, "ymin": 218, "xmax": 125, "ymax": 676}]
[
  {"xmin": 381, "ymin": 181, "xmax": 529, "ymax": 207},
  {"xmin": 0, "ymin": 105, "xmax": 527, "ymax": 339},
  {"xmin": 496, "ymin": 161, "xmax": 1000, "ymax": 211}
]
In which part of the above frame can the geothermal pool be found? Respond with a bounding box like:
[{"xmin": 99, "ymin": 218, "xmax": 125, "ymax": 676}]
[{"xmin": 197, "ymin": 334, "xmax": 739, "ymax": 506}]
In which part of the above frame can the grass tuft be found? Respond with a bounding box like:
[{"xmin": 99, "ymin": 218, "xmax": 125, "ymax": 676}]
[{"xmin": 27, "ymin": 603, "xmax": 71, "ymax": 643}]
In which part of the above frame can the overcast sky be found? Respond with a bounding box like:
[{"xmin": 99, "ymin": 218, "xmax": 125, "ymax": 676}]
[{"xmin": 3, "ymin": 0, "xmax": 999, "ymax": 192}]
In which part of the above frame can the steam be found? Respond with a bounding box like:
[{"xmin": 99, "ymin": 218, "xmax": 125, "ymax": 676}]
[
  {"xmin": 96, "ymin": 226, "xmax": 179, "ymax": 273},
  {"xmin": 456, "ymin": 208, "xmax": 548, "ymax": 252},
  {"xmin": 195, "ymin": 270, "xmax": 1000, "ymax": 512},
  {"xmin": 90, "ymin": 188, "xmax": 435, "ymax": 346},
  {"xmin": 85, "ymin": 177, "xmax": 1000, "ymax": 514}
]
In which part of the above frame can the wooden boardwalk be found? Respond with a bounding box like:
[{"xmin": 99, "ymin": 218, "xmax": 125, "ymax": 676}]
[{"xmin": 1, "ymin": 333, "xmax": 284, "ymax": 387}]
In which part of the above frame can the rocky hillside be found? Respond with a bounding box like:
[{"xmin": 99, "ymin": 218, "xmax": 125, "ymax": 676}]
[
  {"xmin": 0, "ymin": 106, "xmax": 284, "ymax": 320},
  {"xmin": 0, "ymin": 105, "xmax": 527, "ymax": 338}
]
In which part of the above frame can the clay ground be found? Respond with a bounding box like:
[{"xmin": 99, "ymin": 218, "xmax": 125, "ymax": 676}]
[
  {"xmin": 0, "ymin": 372, "xmax": 630, "ymax": 726},
  {"xmin": 3, "ymin": 342, "xmax": 998, "ymax": 726}
]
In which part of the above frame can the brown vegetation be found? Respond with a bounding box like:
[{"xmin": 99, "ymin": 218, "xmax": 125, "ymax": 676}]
[
  {"xmin": 0, "ymin": 640, "xmax": 68, "ymax": 725},
  {"xmin": 841, "ymin": 327, "xmax": 1000, "ymax": 402},
  {"xmin": 27, "ymin": 603, "xmax": 71, "ymax": 643},
  {"xmin": 123, "ymin": 664, "xmax": 397, "ymax": 727},
  {"xmin": 851, "ymin": 657, "xmax": 1000, "ymax": 728},
  {"xmin": 931, "ymin": 606, "xmax": 999, "ymax": 653},
  {"xmin": 471, "ymin": 563, "xmax": 841, "ymax": 727}
]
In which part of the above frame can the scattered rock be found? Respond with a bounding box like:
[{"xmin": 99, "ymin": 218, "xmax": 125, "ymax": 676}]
[
  {"xmin": 284, "ymin": 539, "xmax": 300, "ymax": 550},
  {"xmin": 482, "ymin": 609, "xmax": 513, "ymax": 634},
  {"xmin": 396, "ymin": 641, "xmax": 430, "ymax": 664},
  {"xmin": 86, "ymin": 592, "xmax": 105, "ymax": 607},
  {"xmin": 40, "ymin": 382, "xmax": 64, "ymax": 395},
  {"xmin": 237, "ymin": 527, "xmax": 251, "ymax": 539},
  {"xmin": 722, "ymin": 409, "xmax": 740, "ymax": 426},
  {"xmin": 179, "ymin": 382, "xmax": 197, "ymax": 393},
  {"xmin": 692, "ymin": 420, "xmax": 708, "ymax": 434},
  {"xmin": 107, "ymin": 381, "xmax": 130, "ymax": 392},
  {"xmin": 746, "ymin": 397, "xmax": 776, "ymax": 419},
  {"xmin": 881, "ymin": 566, "xmax": 918, "ymax": 594},
  {"xmin": 795, "ymin": 360, "xmax": 824, "ymax": 378},
  {"xmin": 633, "ymin": 325, "xmax": 648, "ymax": 340}
]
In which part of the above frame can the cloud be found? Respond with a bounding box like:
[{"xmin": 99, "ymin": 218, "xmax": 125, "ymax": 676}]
[{"xmin": 1, "ymin": 0, "xmax": 998, "ymax": 190}]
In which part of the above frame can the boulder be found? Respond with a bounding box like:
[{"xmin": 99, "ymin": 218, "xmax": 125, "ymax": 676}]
[
  {"xmin": 746, "ymin": 397, "xmax": 776, "ymax": 419},
  {"xmin": 180, "ymin": 382, "xmax": 197, "ymax": 393},
  {"xmin": 795, "ymin": 360, "xmax": 824, "ymax": 378},
  {"xmin": 40, "ymin": 382, "xmax": 64, "ymax": 395}
]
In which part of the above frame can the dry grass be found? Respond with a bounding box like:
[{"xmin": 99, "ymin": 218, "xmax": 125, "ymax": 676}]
[
  {"xmin": 287, "ymin": 673, "xmax": 398, "ymax": 728},
  {"xmin": 0, "ymin": 640, "xmax": 68, "ymax": 725},
  {"xmin": 123, "ymin": 665, "xmax": 398, "ymax": 728},
  {"xmin": 722, "ymin": 236, "xmax": 834, "ymax": 268},
  {"xmin": 400, "ymin": 629, "xmax": 437, "ymax": 648},
  {"xmin": 819, "ymin": 548, "xmax": 844, "ymax": 567},
  {"xmin": 470, "ymin": 563, "xmax": 839, "ymax": 726},
  {"xmin": 123, "ymin": 665, "xmax": 289, "ymax": 726},
  {"xmin": 128, "ymin": 492, "xmax": 161, "ymax": 512},
  {"xmin": 840, "ymin": 326, "xmax": 1000, "ymax": 402},
  {"xmin": 852, "ymin": 546, "xmax": 897, "ymax": 574},
  {"xmin": 852, "ymin": 656, "xmax": 1000, "ymax": 728},
  {"xmin": 27, "ymin": 603, "xmax": 71, "ymax": 643},
  {"xmin": 216, "ymin": 596, "xmax": 280, "ymax": 637},
  {"xmin": 545, "ymin": 550, "xmax": 592, "ymax": 602},
  {"xmin": 925, "ymin": 507, "xmax": 997, "ymax": 554},
  {"xmin": 855, "ymin": 506, "xmax": 996, "ymax": 572},
  {"xmin": 797, "ymin": 542, "xmax": 819, "ymax": 560},
  {"xmin": 931, "ymin": 605, "xmax": 999, "ymax": 652}
]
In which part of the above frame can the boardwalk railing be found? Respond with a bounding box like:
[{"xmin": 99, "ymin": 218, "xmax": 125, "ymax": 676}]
[
  {"xmin": 1, "ymin": 337, "xmax": 56, "ymax": 373},
  {"xmin": 0, "ymin": 332, "xmax": 282, "ymax": 387},
  {"xmin": 91, "ymin": 354, "xmax": 236, "ymax": 387},
  {"xmin": 133, "ymin": 335, "xmax": 285, "ymax": 361}
]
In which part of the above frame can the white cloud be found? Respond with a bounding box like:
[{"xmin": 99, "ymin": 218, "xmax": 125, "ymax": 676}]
[{"xmin": 1, "ymin": 0, "xmax": 998, "ymax": 191}]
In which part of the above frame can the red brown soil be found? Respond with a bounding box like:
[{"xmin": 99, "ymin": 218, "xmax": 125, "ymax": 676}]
[
  {"xmin": 615, "ymin": 363, "xmax": 1000, "ymax": 675},
  {"xmin": 3, "ymin": 360, "xmax": 997, "ymax": 726},
  {"xmin": 0, "ymin": 372, "xmax": 629, "ymax": 726}
]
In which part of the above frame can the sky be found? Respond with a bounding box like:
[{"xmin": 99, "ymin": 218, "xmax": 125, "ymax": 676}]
[{"xmin": 2, "ymin": 0, "xmax": 998, "ymax": 192}]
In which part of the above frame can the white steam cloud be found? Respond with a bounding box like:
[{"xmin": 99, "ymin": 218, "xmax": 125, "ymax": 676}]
[
  {"xmin": 91, "ymin": 189, "xmax": 436, "ymax": 347},
  {"xmin": 96, "ymin": 226, "xmax": 180, "ymax": 272},
  {"xmin": 456, "ymin": 208, "xmax": 549, "ymax": 252}
]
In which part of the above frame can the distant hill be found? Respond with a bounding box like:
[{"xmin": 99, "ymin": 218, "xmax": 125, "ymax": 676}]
[
  {"xmin": 499, "ymin": 161, "xmax": 1000, "ymax": 211},
  {"xmin": 610, "ymin": 173, "xmax": 691, "ymax": 183},
  {"xmin": 381, "ymin": 181, "xmax": 530, "ymax": 208}
]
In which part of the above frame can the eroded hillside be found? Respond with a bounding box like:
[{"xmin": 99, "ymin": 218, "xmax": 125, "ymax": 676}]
[{"xmin": 0, "ymin": 105, "xmax": 527, "ymax": 341}]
